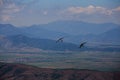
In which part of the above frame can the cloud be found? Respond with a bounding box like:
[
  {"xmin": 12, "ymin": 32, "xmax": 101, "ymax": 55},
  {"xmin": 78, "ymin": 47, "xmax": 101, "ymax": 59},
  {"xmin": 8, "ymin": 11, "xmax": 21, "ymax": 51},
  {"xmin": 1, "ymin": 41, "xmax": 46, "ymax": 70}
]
[
  {"xmin": 0, "ymin": 0, "xmax": 14, "ymax": 5},
  {"xmin": 112, "ymin": 6, "xmax": 120, "ymax": 12},
  {"xmin": 43, "ymin": 11, "xmax": 48, "ymax": 15},
  {"xmin": 1, "ymin": 15, "xmax": 11, "ymax": 21},
  {"xmin": 58, "ymin": 5, "xmax": 120, "ymax": 24},
  {"xmin": 65, "ymin": 5, "xmax": 112, "ymax": 15},
  {"xmin": 64, "ymin": 5, "xmax": 120, "ymax": 16},
  {"xmin": 2, "ymin": 3, "xmax": 23, "ymax": 14},
  {"xmin": 0, "ymin": 0, "xmax": 25, "ymax": 22},
  {"xmin": 0, "ymin": 0, "xmax": 3, "ymax": 5}
]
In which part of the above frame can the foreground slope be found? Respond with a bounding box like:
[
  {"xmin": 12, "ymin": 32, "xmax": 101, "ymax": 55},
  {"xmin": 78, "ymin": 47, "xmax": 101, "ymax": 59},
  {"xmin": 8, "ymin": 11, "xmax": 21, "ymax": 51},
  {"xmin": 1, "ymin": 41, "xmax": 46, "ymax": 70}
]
[{"xmin": 0, "ymin": 62, "xmax": 120, "ymax": 80}]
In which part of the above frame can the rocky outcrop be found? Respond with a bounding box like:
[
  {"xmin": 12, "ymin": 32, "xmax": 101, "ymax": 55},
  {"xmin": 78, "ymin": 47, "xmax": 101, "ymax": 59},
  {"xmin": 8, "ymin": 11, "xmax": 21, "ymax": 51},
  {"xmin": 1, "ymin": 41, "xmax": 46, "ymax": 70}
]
[{"xmin": 0, "ymin": 62, "xmax": 120, "ymax": 80}]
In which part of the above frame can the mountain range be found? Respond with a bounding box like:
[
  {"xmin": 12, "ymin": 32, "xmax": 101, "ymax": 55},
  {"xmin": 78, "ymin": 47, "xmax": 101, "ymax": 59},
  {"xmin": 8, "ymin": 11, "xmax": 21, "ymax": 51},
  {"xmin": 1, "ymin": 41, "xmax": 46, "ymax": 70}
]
[
  {"xmin": 0, "ymin": 34, "xmax": 120, "ymax": 51},
  {"xmin": 0, "ymin": 20, "xmax": 120, "ymax": 51},
  {"xmin": 0, "ymin": 20, "xmax": 119, "ymax": 36},
  {"xmin": 0, "ymin": 35, "xmax": 79, "ymax": 51},
  {"xmin": 42, "ymin": 20, "xmax": 119, "ymax": 35}
]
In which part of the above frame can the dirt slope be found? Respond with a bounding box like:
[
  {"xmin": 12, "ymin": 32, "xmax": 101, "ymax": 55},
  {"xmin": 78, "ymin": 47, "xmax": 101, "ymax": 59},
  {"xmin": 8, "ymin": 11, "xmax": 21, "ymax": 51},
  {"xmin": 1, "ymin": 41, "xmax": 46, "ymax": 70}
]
[{"xmin": 0, "ymin": 62, "xmax": 119, "ymax": 80}]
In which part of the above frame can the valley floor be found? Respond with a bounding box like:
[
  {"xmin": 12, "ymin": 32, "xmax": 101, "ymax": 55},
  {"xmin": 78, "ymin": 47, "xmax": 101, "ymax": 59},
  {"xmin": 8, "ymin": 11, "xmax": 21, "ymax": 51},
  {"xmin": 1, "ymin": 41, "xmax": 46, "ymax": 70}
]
[{"xmin": 0, "ymin": 51, "xmax": 120, "ymax": 71}]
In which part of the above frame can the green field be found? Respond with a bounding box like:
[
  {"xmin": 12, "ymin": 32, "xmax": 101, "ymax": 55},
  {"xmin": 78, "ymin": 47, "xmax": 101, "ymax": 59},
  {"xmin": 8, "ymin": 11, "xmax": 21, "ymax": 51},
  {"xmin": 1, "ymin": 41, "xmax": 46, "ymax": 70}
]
[{"xmin": 0, "ymin": 51, "xmax": 120, "ymax": 71}]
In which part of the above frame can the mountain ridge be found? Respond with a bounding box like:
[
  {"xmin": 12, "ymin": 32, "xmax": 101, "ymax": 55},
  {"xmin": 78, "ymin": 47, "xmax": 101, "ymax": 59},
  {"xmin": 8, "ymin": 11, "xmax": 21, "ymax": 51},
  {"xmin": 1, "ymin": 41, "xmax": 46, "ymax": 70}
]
[
  {"xmin": 43, "ymin": 20, "xmax": 119, "ymax": 35},
  {"xmin": 0, "ymin": 20, "xmax": 120, "ymax": 45},
  {"xmin": 0, "ymin": 34, "xmax": 120, "ymax": 52}
]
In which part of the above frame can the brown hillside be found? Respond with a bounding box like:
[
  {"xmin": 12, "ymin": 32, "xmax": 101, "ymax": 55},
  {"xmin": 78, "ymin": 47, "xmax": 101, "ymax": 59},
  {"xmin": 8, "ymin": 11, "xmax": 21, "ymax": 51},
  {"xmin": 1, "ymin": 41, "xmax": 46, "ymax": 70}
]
[{"xmin": 0, "ymin": 62, "xmax": 120, "ymax": 80}]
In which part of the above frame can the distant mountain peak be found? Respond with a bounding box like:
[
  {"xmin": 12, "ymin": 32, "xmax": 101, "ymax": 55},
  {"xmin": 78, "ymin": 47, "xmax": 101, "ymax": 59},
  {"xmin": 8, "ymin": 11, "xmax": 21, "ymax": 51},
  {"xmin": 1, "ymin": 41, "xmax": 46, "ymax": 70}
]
[{"xmin": 0, "ymin": 23, "xmax": 15, "ymax": 28}]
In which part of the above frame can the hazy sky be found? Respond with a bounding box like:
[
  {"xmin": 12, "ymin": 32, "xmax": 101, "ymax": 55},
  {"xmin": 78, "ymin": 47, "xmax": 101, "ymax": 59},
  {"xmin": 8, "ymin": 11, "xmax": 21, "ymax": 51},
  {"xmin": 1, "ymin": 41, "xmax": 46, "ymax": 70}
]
[{"xmin": 0, "ymin": 0, "xmax": 120, "ymax": 26}]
